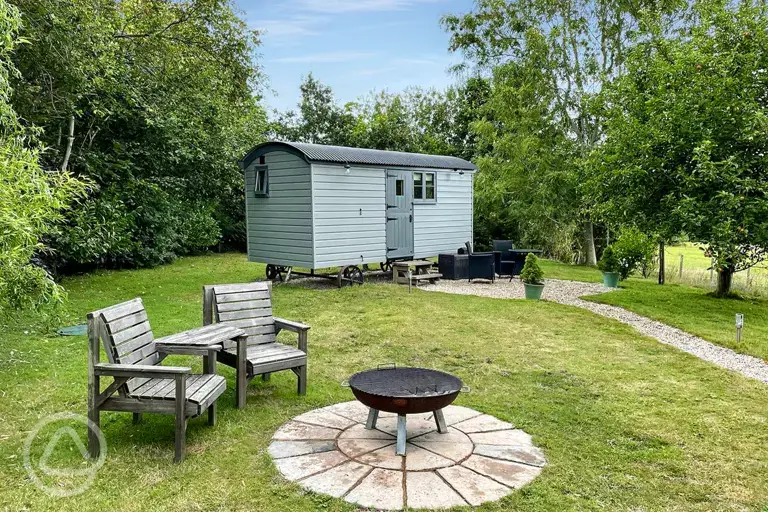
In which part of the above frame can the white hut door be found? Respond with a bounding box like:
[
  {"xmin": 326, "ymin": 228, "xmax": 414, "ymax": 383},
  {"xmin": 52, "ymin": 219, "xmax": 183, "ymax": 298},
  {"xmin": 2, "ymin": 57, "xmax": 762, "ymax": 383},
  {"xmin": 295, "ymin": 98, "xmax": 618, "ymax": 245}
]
[{"xmin": 386, "ymin": 170, "xmax": 414, "ymax": 259}]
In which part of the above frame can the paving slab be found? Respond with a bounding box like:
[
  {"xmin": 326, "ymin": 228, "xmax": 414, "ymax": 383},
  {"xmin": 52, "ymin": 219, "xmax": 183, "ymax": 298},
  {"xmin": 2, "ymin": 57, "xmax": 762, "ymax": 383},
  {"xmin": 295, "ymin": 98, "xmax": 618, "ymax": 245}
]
[
  {"xmin": 468, "ymin": 429, "xmax": 533, "ymax": 446},
  {"xmin": 345, "ymin": 468, "xmax": 404, "ymax": 511},
  {"xmin": 414, "ymin": 405, "xmax": 483, "ymax": 426},
  {"xmin": 452, "ymin": 414, "xmax": 515, "ymax": 433},
  {"xmin": 474, "ymin": 443, "xmax": 547, "ymax": 467},
  {"xmin": 407, "ymin": 428, "xmax": 473, "ymax": 465},
  {"xmin": 437, "ymin": 465, "xmax": 511, "ymax": 506},
  {"xmin": 300, "ymin": 461, "xmax": 372, "ymax": 497},
  {"xmin": 293, "ymin": 409, "xmax": 357, "ymax": 430},
  {"xmin": 339, "ymin": 423, "xmax": 396, "ymax": 440},
  {"xmin": 273, "ymin": 450, "xmax": 348, "ymax": 481},
  {"xmin": 322, "ymin": 401, "xmax": 371, "ymax": 423},
  {"xmin": 406, "ymin": 470, "xmax": 467, "ymax": 509},
  {"xmin": 375, "ymin": 416, "xmax": 437, "ymax": 439},
  {"xmin": 268, "ymin": 440, "xmax": 337, "ymax": 459},
  {"xmin": 272, "ymin": 421, "xmax": 340, "ymax": 441},
  {"xmin": 462, "ymin": 455, "xmax": 542, "ymax": 488},
  {"xmin": 355, "ymin": 444, "xmax": 404, "ymax": 470},
  {"xmin": 338, "ymin": 438, "xmax": 395, "ymax": 458},
  {"xmin": 403, "ymin": 444, "xmax": 454, "ymax": 471}
]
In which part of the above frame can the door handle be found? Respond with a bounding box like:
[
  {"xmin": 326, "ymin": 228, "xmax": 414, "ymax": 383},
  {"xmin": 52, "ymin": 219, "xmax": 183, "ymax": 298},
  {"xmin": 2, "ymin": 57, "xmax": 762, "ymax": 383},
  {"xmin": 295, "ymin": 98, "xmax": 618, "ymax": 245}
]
[{"xmin": 409, "ymin": 214, "xmax": 413, "ymax": 222}]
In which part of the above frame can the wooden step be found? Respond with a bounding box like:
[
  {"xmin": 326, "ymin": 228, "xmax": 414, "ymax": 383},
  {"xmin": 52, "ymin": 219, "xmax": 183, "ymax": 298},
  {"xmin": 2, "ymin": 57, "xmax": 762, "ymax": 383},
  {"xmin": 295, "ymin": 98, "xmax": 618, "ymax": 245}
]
[
  {"xmin": 410, "ymin": 273, "xmax": 442, "ymax": 281},
  {"xmin": 397, "ymin": 273, "xmax": 442, "ymax": 285}
]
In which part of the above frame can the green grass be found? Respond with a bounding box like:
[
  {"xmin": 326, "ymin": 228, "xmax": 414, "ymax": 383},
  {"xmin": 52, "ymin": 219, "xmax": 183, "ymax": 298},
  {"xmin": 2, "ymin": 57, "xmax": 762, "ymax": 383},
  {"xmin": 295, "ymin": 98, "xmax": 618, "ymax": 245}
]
[
  {"xmin": 540, "ymin": 258, "xmax": 768, "ymax": 361},
  {"xmin": 2, "ymin": 253, "xmax": 768, "ymax": 511},
  {"xmin": 584, "ymin": 280, "xmax": 768, "ymax": 361}
]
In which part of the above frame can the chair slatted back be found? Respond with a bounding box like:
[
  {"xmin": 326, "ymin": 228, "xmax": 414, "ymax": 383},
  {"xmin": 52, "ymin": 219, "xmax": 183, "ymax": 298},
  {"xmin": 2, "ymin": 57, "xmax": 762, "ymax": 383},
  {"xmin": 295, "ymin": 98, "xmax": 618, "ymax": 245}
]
[
  {"xmin": 492, "ymin": 240, "xmax": 514, "ymax": 254},
  {"xmin": 91, "ymin": 298, "xmax": 161, "ymax": 393},
  {"xmin": 206, "ymin": 282, "xmax": 276, "ymax": 345}
]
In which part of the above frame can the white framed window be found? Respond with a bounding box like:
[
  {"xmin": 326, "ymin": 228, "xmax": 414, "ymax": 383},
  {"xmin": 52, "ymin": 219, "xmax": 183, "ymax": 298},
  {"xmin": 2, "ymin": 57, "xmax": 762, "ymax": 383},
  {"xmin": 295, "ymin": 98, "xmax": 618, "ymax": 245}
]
[
  {"xmin": 413, "ymin": 171, "xmax": 436, "ymax": 202},
  {"xmin": 253, "ymin": 165, "xmax": 268, "ymax": 196}
]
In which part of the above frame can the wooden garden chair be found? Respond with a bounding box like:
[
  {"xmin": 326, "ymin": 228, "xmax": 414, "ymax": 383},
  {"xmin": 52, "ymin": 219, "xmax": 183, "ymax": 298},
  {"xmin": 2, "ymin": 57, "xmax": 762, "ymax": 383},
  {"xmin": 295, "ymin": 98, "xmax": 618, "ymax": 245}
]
[
  {"xmin": 203, "ymin": 282, "xmax": 310, "ymax": 408},
  {"xmin": 86, "ymin": 298, "xmax": 230, "ymax": 463}
]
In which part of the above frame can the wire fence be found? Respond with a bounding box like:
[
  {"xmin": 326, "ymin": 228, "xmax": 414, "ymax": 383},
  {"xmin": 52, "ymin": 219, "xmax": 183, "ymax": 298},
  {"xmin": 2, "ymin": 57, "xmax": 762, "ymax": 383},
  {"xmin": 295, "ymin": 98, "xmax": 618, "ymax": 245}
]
[{"xmin": 658, "ymin": 248, "xmax": 768, "ymax": 297}]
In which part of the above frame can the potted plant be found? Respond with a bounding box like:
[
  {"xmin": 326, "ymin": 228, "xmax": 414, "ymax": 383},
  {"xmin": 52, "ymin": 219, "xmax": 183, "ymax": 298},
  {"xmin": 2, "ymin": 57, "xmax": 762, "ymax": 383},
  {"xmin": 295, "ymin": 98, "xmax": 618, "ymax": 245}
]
[
  {"xmin": 598, "ymin": 245, "xmax": 621, "ymax": 288},
  {"xmin": 520, "ymin": 253, "xmax": 545, "ymax": 300}
]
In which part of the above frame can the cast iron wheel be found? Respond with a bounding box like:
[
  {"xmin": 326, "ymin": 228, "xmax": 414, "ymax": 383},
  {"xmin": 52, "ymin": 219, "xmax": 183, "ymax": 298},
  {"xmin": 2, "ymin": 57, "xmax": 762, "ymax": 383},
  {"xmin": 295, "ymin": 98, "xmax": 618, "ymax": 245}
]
[
  {"xmin": 379, "ymin": 261, "xmax": 392, "ymax": 273},
  {"xmin": 266, "ymin": 264, "xmax": 278, "ymax": 280},
  {"xmin": 338, "ymin": 265, "xmax": 364, "ymax": 287}
]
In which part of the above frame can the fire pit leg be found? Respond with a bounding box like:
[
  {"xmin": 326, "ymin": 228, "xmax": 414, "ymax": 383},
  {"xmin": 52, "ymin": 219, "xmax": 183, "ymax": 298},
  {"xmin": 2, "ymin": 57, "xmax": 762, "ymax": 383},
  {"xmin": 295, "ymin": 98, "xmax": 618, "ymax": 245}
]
[
  {"xmin": 396, "ymin": 414, "xmax": 407, "ymax": 456},
  {"xmin": 434, "ymin": 409, "xmax": 448, "ymax": 434},
  {"xmin": 365, "ymin": 408, "xmax": 379, "ymax": 430}
]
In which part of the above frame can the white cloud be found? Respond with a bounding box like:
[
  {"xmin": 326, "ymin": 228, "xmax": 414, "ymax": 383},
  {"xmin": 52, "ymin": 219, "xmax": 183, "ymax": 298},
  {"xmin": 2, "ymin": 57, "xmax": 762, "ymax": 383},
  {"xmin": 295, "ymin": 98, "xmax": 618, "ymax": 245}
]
[
  {"xmin": 293, "ymin": 0, "xmax": 440, "ymax": 13},
  {"xmin": 273, "ymin": 51, "xmax": 377, "ymax": 63},
  {"xmin": 254, "ymin": 15, "xmax": 328, "ymax": 39}
]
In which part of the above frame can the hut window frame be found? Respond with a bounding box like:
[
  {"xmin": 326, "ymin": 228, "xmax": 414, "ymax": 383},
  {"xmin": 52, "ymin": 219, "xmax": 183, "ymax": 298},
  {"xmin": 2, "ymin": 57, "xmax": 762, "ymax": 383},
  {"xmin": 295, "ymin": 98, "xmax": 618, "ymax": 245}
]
[
  {"xmin": 253, "ymin": 165, "xmax": 269, "ymax": 197},
  {"xmin": 413, "ymin": 171, "xmax": 436, "ymax": 203}
]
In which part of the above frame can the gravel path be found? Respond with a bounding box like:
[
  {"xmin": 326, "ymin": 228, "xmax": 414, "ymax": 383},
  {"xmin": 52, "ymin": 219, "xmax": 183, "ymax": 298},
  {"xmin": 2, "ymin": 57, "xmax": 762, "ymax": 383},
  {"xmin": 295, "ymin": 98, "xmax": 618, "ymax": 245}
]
[{"xmin": 422, "ymin": 278, "xmax": 768, "ymax": 385}]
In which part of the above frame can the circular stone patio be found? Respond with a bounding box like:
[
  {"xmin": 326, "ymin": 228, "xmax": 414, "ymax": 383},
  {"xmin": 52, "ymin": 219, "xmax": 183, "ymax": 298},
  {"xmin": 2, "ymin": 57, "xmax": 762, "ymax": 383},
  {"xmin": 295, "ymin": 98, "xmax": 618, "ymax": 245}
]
[{"xmin": 268, "ymin": 401, "xmax": 546, "ymax": 510}]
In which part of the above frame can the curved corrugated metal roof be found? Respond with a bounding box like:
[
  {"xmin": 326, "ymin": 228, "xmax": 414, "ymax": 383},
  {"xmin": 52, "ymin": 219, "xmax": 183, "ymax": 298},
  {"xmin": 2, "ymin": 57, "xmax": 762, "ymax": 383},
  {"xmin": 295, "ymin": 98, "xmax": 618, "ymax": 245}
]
[{"xmin": 242, "ymin": 141, "xmax": 477, "ymax": 171}]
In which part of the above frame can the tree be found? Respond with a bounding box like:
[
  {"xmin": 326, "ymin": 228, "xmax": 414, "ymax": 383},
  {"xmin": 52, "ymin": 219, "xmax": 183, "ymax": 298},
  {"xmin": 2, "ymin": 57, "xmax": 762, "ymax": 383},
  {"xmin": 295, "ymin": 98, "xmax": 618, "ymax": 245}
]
[
  {"xmin": 442, "ymin": 0, "xmax": 686, "ymax": 263},
  {"xmin": 0, "ymin": 0, "xmax": 85, "ymax": 314},
  {"xmin": 270, "ymin": 73, "xmax": 356, "ymax": 146},
  {"xmin": 590, "ymin": 2, "xmax": 768, "ymax": 296},
  {"xmin": 471, "ymin": 28, "xmax": 580, "ymax": 256},
  {"xmin": 9, "ymin": 0, "xmax": 267, "ymax": 270}
]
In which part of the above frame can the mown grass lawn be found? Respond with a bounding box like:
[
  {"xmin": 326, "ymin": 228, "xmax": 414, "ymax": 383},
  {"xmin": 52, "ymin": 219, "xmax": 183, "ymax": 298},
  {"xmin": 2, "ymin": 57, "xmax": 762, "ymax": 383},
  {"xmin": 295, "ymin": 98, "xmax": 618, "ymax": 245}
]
[
  {"xmin": 540, "ymin": 259, "xmax": 768, "ymax": 362},
  {"xmin": 1, "ymin": 253, "xmax": 767, "ymax": 511}
]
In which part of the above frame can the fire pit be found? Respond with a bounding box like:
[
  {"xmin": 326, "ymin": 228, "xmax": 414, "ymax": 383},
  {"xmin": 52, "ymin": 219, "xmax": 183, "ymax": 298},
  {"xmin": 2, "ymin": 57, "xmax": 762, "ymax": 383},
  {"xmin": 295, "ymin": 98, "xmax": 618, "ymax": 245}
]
[{"xmin": 345, "ymin": 365, "xmax": 467, "ymax": 455}]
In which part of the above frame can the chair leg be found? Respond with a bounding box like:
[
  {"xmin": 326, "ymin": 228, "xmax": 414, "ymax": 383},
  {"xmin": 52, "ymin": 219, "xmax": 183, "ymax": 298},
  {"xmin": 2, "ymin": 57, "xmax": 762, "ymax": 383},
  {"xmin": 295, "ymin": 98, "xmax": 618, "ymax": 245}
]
[
  {"xmin": 87, "ymin": 406, "xmax": 100, "ymax": 459},
  {"xmin": 236, "ymin": 335, "xmax": 248, "ymax": 409},
  {"xmin": 174, "ymin": 374, "xmax": 187, "ymax": 463},
  {"xmin": 132, "ymin": 413, "xmax": 143, "ymax": 425},
  {"xmin": 207, "ymin": 402, "xmax": 216, "ymax": 427},
  {"xmin": 297, "ymin": 365, "xmax": 307, "ymax": 396},
  {"xmin": 262, "ymin": 373, "xmax": 271, "ymax": 382}
]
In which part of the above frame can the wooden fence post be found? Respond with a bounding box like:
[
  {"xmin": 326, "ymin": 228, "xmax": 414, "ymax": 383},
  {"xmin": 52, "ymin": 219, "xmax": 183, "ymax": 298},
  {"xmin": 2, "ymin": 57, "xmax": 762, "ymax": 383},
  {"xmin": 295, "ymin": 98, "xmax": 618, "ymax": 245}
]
[
  {"xmin": 679, "ymin": 254, "xmax": 684, "ymax": 279},
  {"xmin": 658, "ymin": 241, "xmax": 665, "ymax": 285}
]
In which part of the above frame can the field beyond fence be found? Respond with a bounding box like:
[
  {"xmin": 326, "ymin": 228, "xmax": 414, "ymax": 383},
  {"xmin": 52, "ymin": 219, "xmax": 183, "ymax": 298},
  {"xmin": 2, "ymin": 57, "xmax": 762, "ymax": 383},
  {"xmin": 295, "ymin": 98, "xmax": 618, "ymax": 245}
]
[{"xmin": 660, "ymin": 244, "xmax": 768, "ymax": 296}]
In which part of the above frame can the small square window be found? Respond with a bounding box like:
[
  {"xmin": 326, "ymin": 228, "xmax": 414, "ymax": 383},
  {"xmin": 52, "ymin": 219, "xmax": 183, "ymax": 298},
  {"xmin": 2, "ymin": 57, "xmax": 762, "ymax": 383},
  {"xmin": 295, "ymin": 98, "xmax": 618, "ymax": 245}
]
[
  {"xmin": 396, "ymin": 179, "xmax": 404, "ymax": 197},
  {"xmin": 254, "ymin": 166, "xmax": 268, "ymax": 196},
  {"xmin": 413, "ymin": 172, "xmax": 436, "ymax": 202}
]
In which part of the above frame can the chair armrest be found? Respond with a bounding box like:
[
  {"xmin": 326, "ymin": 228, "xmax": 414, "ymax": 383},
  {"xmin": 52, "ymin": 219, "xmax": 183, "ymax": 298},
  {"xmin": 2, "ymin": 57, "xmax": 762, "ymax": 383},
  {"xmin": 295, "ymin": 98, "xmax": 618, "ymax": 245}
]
[
  {"xmin": 274, "ymin": 317, "xmax": 311, "ymax": 333},
  {"xmin": 94, "ymin": 363, "xmax": 191, "ymax": 380}
]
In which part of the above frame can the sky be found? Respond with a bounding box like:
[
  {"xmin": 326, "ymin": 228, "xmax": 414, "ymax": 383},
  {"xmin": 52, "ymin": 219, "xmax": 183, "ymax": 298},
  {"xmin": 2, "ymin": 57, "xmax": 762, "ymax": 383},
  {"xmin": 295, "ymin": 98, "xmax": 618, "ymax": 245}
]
[{"xmin": 236, "ymin": 0, "xmax": 473, "ymax": 114}]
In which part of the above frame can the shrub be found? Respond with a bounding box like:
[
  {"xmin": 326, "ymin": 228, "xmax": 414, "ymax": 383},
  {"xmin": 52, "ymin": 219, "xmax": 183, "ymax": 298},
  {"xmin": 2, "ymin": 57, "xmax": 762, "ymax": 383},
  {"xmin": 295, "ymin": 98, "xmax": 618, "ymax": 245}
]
[
  {"xmin": 520, "ymin": 253, "xmax": 544, "ymax": 284},
  {"xmin": 177, "ymin": 203, "xmax": 222, "ymax": 254},
  {"xmin": 612, "ymin": 228, "xmax": 657, "ymax": 279},
  {"xmin": 598, "ymin": 246, "xmax": 621, "ymax": 274},
  {"xmin": 54, "ymin": 194, "xmax": 135, "ymax": 269}
]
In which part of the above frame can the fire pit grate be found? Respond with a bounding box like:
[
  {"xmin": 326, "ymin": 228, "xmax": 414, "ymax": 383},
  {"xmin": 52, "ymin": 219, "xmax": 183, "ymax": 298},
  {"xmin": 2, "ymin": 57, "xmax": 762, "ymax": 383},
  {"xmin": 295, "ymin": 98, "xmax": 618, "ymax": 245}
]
[{"xmin": 348, "ymin": 367, "xmax": 461, "ymax": 398}]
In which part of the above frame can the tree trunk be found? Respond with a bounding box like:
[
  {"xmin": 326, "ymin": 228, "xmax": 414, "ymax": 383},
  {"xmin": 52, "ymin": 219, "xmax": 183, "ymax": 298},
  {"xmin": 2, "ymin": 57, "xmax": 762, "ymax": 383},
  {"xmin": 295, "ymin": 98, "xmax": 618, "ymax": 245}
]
[
  {"xmin": 658, "ymin": 240, "xmax": 665, "ymax": 285},
  {"xmin": 715, "ymin": 265, "xmax": 735, "ymax": 297},
  {"xmin": 61, "ymin": 115, "xmax": 75, "ymax": 172},
  {"xmin": 584, "ymin": 222, "xmax": 597, "ymax": 265}
]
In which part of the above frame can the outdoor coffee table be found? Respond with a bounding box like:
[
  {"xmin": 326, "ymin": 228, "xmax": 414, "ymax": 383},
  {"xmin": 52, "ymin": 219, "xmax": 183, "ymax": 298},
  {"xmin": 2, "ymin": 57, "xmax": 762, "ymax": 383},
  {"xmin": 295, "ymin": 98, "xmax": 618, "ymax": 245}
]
[
  {"xmin": 155, "ymin": 324, "xmax": 246, "ymax": 376},
  {"xmin": 346, "ymin": 365, "xmax": 467, "ymax": 455}
]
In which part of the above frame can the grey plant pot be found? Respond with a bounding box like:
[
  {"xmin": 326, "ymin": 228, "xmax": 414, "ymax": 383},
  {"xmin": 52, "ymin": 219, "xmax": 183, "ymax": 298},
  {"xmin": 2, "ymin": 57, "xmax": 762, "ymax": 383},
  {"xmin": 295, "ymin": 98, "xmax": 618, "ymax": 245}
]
[
  {"xmin": 523, "ymin": 282, "xmax": 545, "ymax": 300},
  {"xmin": 602, "ymin": 272, "xmax": 620, "ymax": 288}
]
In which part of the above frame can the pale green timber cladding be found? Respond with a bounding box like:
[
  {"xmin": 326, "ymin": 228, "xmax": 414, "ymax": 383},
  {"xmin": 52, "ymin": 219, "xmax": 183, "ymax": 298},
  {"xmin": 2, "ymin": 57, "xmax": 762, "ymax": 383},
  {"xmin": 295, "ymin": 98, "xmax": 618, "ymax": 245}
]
[
  {"xmin": 413, "ymin": 170, "xmax": 473, "ymax": 258},
  {"xmin": 245, "ymin": 150, "xmax": 314, "ymax": 267},
  {"xmin": 311, "ymin": 164, "xmax": 387, "ymax": 268}
]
